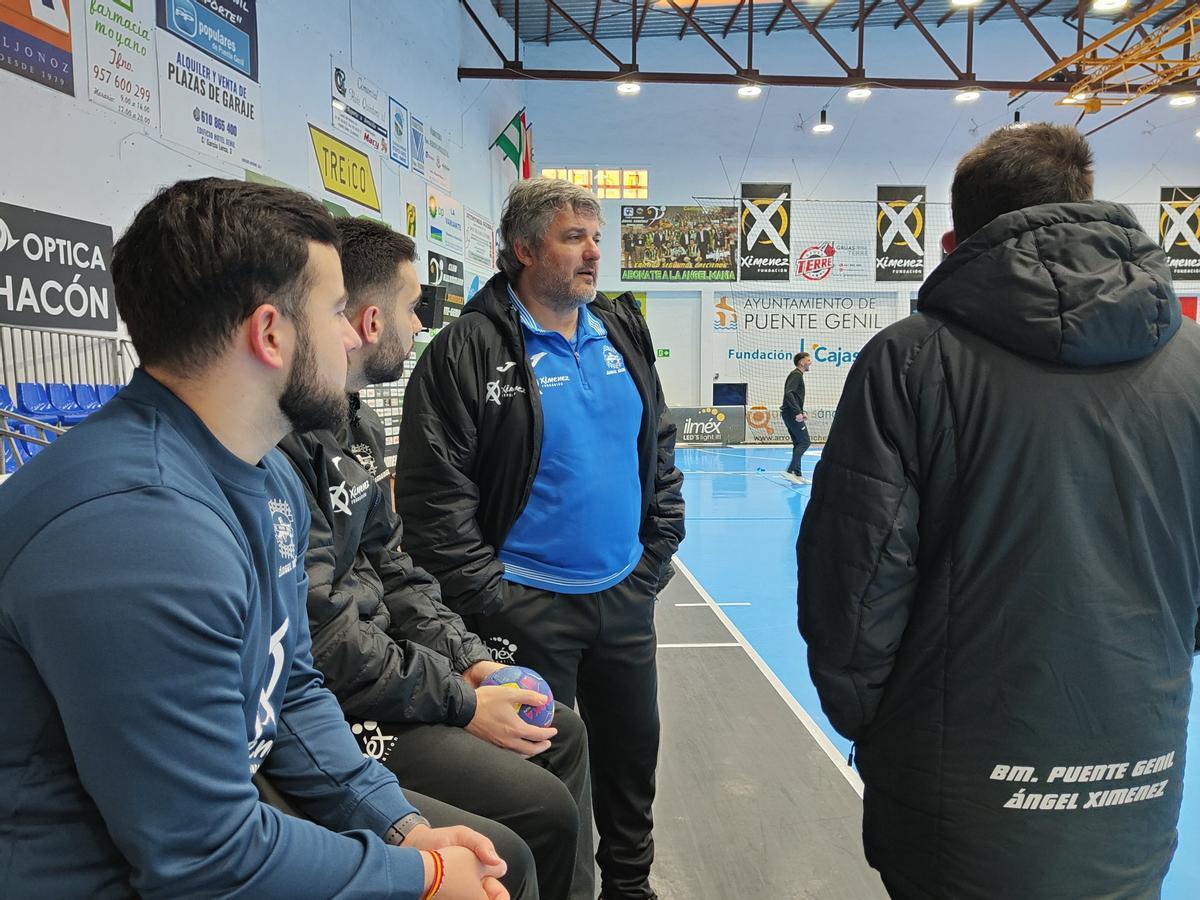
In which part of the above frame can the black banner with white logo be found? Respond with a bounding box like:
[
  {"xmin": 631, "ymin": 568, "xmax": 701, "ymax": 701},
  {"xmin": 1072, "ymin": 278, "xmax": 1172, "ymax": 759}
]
[
  {"xmin": 0, "ymin": 202, "xmax": 118, "ymax": 333},
  {"xmin": 739, "ymin": 183, "xmax": 791, "ymax": 281},
  {"xmin": 875, "ymin": 186, "xmax": 926, "ymax": 282},
  {"xmin": 427, "ymin": 251, "xmax": 464, "ymax": 325},
  {"xmin": 1160, "ymin": 187, "xmax": 1200, "ymax": 281},
  {"xmin": 667, "ymin": 406, "xmax": 747, "ymax": 445}
]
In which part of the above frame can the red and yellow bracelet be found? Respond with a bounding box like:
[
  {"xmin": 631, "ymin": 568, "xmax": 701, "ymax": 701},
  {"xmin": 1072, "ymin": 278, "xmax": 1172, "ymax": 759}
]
[{"xmin": 422, "ymin": 849, "xmax": 445, "ymax": 899}]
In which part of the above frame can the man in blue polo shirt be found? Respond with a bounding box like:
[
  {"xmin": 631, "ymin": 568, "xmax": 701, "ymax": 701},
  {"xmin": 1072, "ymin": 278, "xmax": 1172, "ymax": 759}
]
[{"xmin": 396, "ymin": 178, "xmax": 686, "ymax": 900}]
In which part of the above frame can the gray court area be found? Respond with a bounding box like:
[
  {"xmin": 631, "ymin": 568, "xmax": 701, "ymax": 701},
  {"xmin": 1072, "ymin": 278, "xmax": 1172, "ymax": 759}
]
[{"xmin": 647, "ymin": 571, "xmax": 887, "ymax": 900}]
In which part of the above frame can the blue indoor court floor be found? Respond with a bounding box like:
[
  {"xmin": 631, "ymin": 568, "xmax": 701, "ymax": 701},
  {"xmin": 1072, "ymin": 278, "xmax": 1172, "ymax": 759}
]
[{"xmin": 673, "ymin": 445, "xmax": 1200, "ymax": 899}]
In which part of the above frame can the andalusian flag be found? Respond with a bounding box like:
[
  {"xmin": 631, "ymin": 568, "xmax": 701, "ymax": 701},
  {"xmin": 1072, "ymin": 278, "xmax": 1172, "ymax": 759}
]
[{"xmin": 491, "ymin": 108, "xmax": 533, "ymax": 180}]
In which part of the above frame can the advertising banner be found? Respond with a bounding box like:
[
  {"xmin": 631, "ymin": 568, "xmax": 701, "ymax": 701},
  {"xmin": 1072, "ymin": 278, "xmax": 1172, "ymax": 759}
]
[
  {"xmin": 710, "ymin": 289, "xmax": 907, "ymax": 442},
  {"xmin": 157, "ymin": 0, "xmax": 262, "ymax": 169},
  {"xmin": 0, "ymin": 202, "xmax": 118, "ymax": 333},
  {"xmin": 1, "ymin": 0, "xmax": 74, "ymax": 94},
  {"xmin": 423, "ymin": 122, "xmax": 452, "ymax": 191},
  {"xmin": 464, "ymin": 207, "xmax": 495, "ymax": 271},
  {"xmin": 738, "ymin": 183, "xmax": 791, "ymax": 280},
  {"xmin": 86, "ymin": 0, "xmax": 156, "ymax": 127},
  {"xmin": 388, "ymin": 96, "xmax": 409, "ymax": 168},
  {"xmin": 330, "ymin": 56, "xmax": 388, "ymax": 156},
  {"xmin": 428, "ymin": 251, "xmax": 463, "ymax": 324},
  {"xmin": 875, "ymin": 185, "xmax": 926, "ymax": 282},
  {"xmin": 620, "ymin": 204, "xmax": 736, "ymax": 282},
  {"xmin": 1160, "ymin": 187, "xmax": 1200, "ymax": 281},
  {"xmin": 667, "ymin": 406, "xmax": 747, "ymax": 445},
  {"xmin": 427, "ymin": 187, "xmax": 463, "ymax": 256}
]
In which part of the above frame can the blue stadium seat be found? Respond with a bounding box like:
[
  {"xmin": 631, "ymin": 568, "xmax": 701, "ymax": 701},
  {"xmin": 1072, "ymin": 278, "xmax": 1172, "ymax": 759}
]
[
  {"xmin": 18, "ymin": 423, "xmax": 55, "ymax": 458},
  {"xmin": 46, "ymin": 382, "xmax": 89, "ymax": 425},
  {"xmin": 15, "ymin": 383, "xmax": 60, "ymax": 425},
  {"xmin": 0, "ymin": 385, "xmax": 17, "ymax": 418},
  {"xmin": 73, "ymin": 383, "xmax": 102, "ymax": 413},
  {"xmin": 97, "ymin": 384, "xmax": 121, "ymax": 405}
]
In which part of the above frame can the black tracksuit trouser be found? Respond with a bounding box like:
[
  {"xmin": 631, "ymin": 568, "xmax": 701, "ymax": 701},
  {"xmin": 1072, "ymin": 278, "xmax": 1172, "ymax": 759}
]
[
  {"xmin": 783, "ymin": 413, "xmax": 811, "ymax": 474},
  {"xmin": 471, "ymin": 554, "xmax": 662, "ymax": 900},
  {"xmin": 347, "ymin": 704, "xmax": 593, "ymax": 900}
]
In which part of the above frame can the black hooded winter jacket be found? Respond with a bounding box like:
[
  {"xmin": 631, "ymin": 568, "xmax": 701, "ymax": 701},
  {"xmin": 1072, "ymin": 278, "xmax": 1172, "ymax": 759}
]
[{"xmin": 798, "ymin": 201, "xmax": 1200, "ymax": 899}]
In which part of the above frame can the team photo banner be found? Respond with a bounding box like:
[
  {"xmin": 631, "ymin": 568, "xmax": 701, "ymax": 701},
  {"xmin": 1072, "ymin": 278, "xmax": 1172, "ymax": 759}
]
[{"xmin": 620, "ymin": 205, "xmax": 736, "ymax": 282}]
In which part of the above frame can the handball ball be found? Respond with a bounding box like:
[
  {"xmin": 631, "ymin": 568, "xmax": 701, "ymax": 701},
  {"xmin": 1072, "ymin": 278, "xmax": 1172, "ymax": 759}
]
[{"xmin": 480, "ymin": 665, "xmax": 555, "ymax": 727}]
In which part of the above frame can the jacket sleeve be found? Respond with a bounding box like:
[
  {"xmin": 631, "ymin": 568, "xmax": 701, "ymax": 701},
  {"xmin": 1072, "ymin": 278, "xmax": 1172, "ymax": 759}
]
[
  {"xmin": 3, "ymin": 492, "xmax": 424, "ymax": 899},
  {"xmin": 782, "ymin": 372, "xmax": 803, "ymax": 416},
  {"xmin": 369, "ymin": 508, "xmax": 493, "ymax": 675},
  {"xmin": 636, "ymin": 308, "xmax": 686, "ymax": 585},
  {"xmin": 282, "ymin": 434, "xmax": 478, "ymax": 727},
  {"xmin": 395, "ymin": 331, "xmax": 506, "ymax": 616},
  {"xmin": 796, "ymin": 330, "xmax": 923, "ymax": 743}
]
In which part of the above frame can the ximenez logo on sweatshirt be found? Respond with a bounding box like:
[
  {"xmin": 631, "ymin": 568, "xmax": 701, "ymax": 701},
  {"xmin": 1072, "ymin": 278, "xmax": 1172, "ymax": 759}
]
[{"xmin": 269, "ymin": 498, "xmax": 297, "ymax": 576}]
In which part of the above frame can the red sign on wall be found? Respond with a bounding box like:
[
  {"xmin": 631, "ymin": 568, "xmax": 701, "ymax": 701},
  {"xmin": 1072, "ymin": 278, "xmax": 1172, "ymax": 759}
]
[{"xmin": 1181, "ymin": 296, "xmax": 1197, "ymax": 321}]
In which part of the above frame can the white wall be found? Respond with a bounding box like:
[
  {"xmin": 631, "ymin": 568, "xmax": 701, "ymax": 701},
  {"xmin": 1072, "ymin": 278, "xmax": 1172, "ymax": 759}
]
[{"xmin": 0, "ymin": 0, "xmax": 525, "ymax": 270}]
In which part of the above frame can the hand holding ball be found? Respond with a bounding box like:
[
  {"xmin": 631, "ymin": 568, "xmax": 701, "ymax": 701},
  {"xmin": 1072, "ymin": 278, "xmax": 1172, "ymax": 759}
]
[{"xmin": 479, "ymin": 665, "xmax": 555, "ymax": 727}]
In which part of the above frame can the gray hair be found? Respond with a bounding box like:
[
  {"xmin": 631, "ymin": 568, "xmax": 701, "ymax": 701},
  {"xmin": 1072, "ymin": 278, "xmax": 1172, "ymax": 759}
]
[{"xmin": 498, "ymin": 177, "xmax": 603, "ymax": 280}]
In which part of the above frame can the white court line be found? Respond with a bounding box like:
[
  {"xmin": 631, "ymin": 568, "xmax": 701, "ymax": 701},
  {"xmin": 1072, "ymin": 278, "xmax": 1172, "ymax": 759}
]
[
  {"xmin": 671, "ymin": 557, "xmax": 864, "ymax": 797},
  {"xmin": 674, "ymin": 601, "xmax": 751, "ymax": 607},
  {"xmin": 658, "ymin": 642, "xmax": 741, "ymax": 648}
]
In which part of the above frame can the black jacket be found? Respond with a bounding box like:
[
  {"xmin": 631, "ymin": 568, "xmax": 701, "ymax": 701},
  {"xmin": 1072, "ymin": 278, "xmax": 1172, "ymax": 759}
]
[
  {"xmin": 781, "ymin": 369, "xmax": 805, "ymax": 416},
  {"xmin": 278, "ymin": 412, "xmax": 491, "ymax": 728},
  {"xmin": 395, "ymin": 272, "xmax": 685, "ymax": 615},
  {"xmin": 798, "ymin": 202, "xmax": 1200, "ymax": 899}
]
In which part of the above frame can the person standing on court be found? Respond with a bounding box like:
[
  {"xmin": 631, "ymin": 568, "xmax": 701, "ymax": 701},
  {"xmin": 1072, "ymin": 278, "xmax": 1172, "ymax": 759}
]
[
  {"xmin": 0, "ymin": 178, "xmax": 506, "ymax": 900},
  {"xmin": 394, "ymin": 177, "xmax": 686, "ymax": 900},
  {"xmin": 781, "ymin": 351, "xmax": 812, "ymax": 482},
  {"xmin": 798, "ymin": 124, "xmax": 1200, "ymax": 899}
]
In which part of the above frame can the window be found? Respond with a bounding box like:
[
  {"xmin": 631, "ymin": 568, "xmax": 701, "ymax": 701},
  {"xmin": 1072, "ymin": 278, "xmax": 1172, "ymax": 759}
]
[
  {"xmin": 622, "ymin": 169, "xmax": 648, "ymax": 200},
  {"xmin": 596, "ymin": 168, "xmax": 623, "ymax": 199},
  {"xmin": 540, "ymin": 167, "xmax": 649, "ymax": 200}
]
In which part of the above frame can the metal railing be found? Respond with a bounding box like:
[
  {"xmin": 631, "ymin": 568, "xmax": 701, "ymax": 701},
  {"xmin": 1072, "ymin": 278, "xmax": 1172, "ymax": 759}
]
[
  {"xmin": 1, "ymin": 325, "xmax": 133, "ymax": 393},
  {"xmin": 1, "ymin": 410, "xmax": 66, "ymax": 476}
]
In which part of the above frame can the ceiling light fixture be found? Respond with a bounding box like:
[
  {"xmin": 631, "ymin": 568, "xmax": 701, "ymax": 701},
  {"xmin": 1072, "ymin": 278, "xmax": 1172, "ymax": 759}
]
[
  {"xmin": 847, "ymin": 86, "xmax": 872, "ymax": 100},
  {"xmin": 738, "ymin": 83, "xmax": 763, "ymax": 98},
  {"xmin": 617, "ymin": 81, "xmax": 641, "ymax": 96},
  {"xmin": 955, "ymin": 88, "xmax": 981, "ymax": 103},
  {"xmin": 1168, "ymin": 93, "xmax": 1196, "ymax": 107},
  {"xmin": 812, "ymin": 108, "xmax": 834, "ymax": 134},
  {"xmin": 1091, "ymin": 0, "xmax": 1128, "ymax": 11},
  {"xmin": 951, "ymin": 0, "xmax": 982, "ymax": 7}
]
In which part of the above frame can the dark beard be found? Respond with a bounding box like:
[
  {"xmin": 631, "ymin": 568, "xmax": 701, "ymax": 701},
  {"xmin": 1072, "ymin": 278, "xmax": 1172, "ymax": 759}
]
[
  {"xmin": 278, "ymin": 324, "xmax": 347, "ymax": 433},
  {"xmin": 361, "ymin": 315, "xmax": 409, "ymax": 386}
]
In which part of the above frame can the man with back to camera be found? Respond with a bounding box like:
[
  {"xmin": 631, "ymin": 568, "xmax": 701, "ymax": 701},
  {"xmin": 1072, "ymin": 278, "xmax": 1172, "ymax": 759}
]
[
  {"xmin": 394, "ymin": 177, "xmax": 686, "ymax": 900},
  {"xmin": 781, "ymin": 351, "xmax": 812, "ymax": 482},
  {"xmin": 0, "ymin": 178, "xmax": 506, "ymax": 899},
  {"xmin": 277, "ymin": 217, "xmax": 595, "ymax": 900},
  {"xmin": 798, "ymin": 124, "xmax": 1200, "ymax": 898}
]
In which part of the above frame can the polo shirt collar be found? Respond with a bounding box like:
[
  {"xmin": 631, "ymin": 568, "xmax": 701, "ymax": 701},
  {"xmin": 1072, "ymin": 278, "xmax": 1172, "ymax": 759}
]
[{"xmin": 506, "ymin": 283, "xmax": 607, "ymax": 340}]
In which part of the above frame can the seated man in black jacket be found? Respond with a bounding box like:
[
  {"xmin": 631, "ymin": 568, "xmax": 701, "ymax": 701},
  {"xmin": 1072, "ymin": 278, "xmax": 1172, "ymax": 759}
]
[{"xmin": 278, "ymin": 218, "xmax": 592, "ymax": 900}]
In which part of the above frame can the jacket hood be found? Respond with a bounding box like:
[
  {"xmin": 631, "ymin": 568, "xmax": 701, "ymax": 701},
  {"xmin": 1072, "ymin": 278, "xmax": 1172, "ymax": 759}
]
[{"xmin": 917, "ymin": 201, "xmax": 1179, "ymax": 366}]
